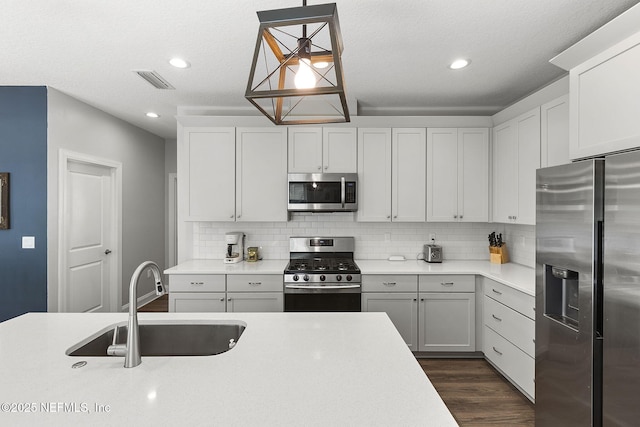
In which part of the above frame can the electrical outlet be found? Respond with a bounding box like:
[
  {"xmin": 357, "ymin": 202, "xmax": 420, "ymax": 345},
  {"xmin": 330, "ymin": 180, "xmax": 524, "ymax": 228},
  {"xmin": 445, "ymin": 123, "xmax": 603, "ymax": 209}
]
[
  {"xmin": 429, "ymin": 233, "xmax": 436, "ymax": 242},
  {"xmin": 384, "ymin": 233, "xmax": 391, "ymax": 242}
]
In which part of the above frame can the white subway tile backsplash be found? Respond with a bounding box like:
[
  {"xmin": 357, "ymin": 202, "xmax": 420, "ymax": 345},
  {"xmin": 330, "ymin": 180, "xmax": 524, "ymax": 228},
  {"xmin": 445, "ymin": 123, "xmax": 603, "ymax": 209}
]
[{"xmin": 189, "ymin": 216, "xmax": 537, "ymax": 268}]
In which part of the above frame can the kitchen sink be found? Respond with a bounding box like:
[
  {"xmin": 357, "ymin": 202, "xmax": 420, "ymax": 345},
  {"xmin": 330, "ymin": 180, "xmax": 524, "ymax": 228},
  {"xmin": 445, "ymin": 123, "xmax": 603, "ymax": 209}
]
[{"xmin": 66, "ymin": 320, "xmax": 246, "ymax": 357}]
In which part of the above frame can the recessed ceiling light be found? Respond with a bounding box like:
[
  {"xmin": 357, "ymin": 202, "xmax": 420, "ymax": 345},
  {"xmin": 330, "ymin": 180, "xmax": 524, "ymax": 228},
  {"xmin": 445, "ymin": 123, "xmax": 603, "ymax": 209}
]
[
  {"xmin": 146, "ymin": 112, "xmax": 160, "ymax": 118},
  {"xmin": 169, "ymin": 57, "xmax": 190, "ymax": 69},
  {"xmin": 449, "ymin": 59, "xmax": 470, "ymax": 70}
]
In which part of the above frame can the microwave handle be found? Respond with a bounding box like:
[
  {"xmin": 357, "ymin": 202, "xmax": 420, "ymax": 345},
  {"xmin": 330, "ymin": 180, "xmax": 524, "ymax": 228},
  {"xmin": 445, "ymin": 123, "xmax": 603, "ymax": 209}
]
[{"xmin": 341, "ymin": 176, "xmax": 345, "ymax": 208}]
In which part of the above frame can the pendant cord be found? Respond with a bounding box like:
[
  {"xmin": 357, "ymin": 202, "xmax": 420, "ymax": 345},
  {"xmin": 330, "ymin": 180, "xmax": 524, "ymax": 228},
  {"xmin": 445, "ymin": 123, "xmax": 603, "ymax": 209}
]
[{"xmin": 302, "ymin": 0, "xmax": 307, "ymax": 38}]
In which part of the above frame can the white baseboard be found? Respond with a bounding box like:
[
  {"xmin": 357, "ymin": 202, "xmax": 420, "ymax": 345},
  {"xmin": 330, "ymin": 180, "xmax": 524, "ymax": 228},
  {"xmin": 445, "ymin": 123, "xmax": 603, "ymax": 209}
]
[{"xmin": 120, "ymin": 289, "xmax": 160, "ymax": 312}]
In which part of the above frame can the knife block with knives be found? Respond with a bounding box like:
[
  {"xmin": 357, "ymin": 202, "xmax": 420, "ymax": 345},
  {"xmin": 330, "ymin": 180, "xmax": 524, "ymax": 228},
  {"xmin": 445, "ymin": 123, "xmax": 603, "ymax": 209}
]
[{"xmin": 488, "ymin": 232, "xmax": 509, "ymax": 264}]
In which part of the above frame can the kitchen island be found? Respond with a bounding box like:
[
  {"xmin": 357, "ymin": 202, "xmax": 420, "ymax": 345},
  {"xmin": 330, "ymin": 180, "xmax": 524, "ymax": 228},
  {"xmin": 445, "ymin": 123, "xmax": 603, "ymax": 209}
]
[{"xmin": 0, "ymin": 312, "xmax": 457, "ymax": 426}]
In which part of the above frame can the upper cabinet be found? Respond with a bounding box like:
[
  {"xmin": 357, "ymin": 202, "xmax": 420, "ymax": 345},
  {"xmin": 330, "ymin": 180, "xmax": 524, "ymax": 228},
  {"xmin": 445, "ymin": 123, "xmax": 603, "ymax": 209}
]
[
  {"xmin": 540, "ymin": 95, "xmax": 570, "ymax": 167},
  {"xmin": 180, "ymin": 126, "xmax": 287, "ymax": 222},
  {"xmin": 357, "ymin": 128, "xmax": 426, "ymax": 222},
  {"xmin": 569, "ymin": 33, "xmax": 640, "ymax": 159},
  {"xmin": 427, "ymin": 128, "xmax": 489, "ymax": 222},
  {"xmin": 181, "ymin": 127, "xmax": 236, "ymax": 221},
  {"xmin": 492, "ymin": 108, "xmax": 540, "ymax": 225},
  {"xmin": 288, "ymin": 127, "xmax": 357, "ymax": 173},
  {"xmin": 236, "ymin": 127, "xmax": 288, "ymax": 222}
]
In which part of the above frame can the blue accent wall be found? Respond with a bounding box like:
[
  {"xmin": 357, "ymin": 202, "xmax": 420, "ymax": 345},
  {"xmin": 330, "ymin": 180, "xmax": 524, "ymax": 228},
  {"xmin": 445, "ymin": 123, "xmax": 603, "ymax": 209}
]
[{"xmin": 0, "ymin": 87, "xmax": 48, "ymax": 322}]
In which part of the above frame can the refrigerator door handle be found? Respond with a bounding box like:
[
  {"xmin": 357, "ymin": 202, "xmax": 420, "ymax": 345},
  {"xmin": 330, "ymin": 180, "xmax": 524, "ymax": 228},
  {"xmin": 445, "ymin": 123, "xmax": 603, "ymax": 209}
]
[{"xmin": 595, "ymin": 219, "xmax": 604, "ymax": 339}]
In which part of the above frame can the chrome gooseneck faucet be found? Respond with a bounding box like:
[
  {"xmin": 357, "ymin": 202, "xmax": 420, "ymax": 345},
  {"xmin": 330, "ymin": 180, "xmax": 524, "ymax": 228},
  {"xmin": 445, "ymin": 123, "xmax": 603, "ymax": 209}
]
[{"xmin": 107, "ymin": 261, "xmax": 165, "ymax": 368}]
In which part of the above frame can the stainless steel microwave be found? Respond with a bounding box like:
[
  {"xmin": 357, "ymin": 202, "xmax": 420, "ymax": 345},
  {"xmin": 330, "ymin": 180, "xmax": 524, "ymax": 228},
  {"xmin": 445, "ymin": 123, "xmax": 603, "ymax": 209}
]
[{"xmin": 288, "ymin": 173, "xmax": 358, "ymax": 212}]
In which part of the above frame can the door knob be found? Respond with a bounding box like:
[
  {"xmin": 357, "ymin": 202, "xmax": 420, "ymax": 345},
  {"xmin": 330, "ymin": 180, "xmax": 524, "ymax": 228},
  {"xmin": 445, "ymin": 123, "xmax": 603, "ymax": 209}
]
[{"xmin": 104, "ymin": 249, "xmax": 112, "ymax": 255}]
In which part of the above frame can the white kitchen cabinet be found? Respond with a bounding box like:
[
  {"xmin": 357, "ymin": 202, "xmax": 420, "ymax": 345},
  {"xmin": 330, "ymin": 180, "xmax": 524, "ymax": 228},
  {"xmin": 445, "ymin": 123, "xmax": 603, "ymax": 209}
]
[
  {"xmin": 540, "ymin": 95, "xmax": 570, "ymax": 167},
  {"xmin": 357, "ymin": 128, "xmax": 426, "ymax": 222},
  {"xmin": 226, "ymin": 293, "xmax": 283, "ymax": 312},
  {"xmin": 288, "ymin": 127, "xmax": 357, "ymax": 173},
  {"xmin": 427, "ymin": 128, "xmax": 489, "ymax": 222},
  {"xmin": 481, "ymin": 276, "xmax": 535, "ymax": 401},
  {"xmin": 362, "ymin": 292, "xmax": 418, "ymax": 350},
  {"xmin": 492, "ymin": 107, "xmax": 540, "ymax": 225},
  {"xmin": 181, "ymin": 128, "xmax": 236, "ymax": 221},
  {"xmin": 236, "ymin": 127, "xmax": 288, "ymax": 222},
  {"xmin": 567, "ymin": 32, "xmax": 640, "ymax": 159},
  {"xmin": 417, "ymin": 275, "xmax": 475, "ymax": 352},
  {"xmin": 168, "ymin": 274, "xmax": 226, "ymax": 313}
]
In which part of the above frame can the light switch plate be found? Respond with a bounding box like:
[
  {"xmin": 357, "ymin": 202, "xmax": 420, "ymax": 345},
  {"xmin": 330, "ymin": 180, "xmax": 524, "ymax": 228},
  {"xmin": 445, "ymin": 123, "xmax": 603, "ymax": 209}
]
[{"xmin": 22, "ymin": 236, "xmax": 35, "ymax": 249}]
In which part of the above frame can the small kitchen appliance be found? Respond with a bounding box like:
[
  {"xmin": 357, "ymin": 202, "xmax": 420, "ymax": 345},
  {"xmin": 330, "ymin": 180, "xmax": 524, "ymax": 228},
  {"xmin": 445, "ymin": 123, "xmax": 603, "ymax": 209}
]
[
  {"xmin": 224, "ymin": 232, "xmax": 244, "ymax": 264},
  {"xmin": 288, "ymin": 173, "xmax": 358, "ymax": 212},
  {"xmin": 284, "ymin": 237, "xmax": 361, "ymax": 311},
  {"xmin": 423, "ymin": 244, "xmax": 442, "ymax": 263}
]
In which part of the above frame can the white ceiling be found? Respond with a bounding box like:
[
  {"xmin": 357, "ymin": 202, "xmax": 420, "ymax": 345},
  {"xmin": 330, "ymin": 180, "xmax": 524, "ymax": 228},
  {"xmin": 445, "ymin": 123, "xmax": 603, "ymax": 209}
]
[{"xmin": 1, "ymin": 0, "xmax": 638, "ymax": 139}]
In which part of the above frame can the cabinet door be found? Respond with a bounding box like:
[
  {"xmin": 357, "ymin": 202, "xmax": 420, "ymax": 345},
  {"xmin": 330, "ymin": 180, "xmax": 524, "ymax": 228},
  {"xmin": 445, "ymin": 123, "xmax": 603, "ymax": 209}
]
[
  {"xmin": 427, "ymin": 128, "xmax": 458, "ymax": 222},
  {"xmin": 362, "ymin": 292, "xmax": 418, "ymax": 351},
  {"xmin": 226, "ymin": 292, "xmax": 283, "ymax": 312},
  {"xmin": 169, "ymin": 292, "xmax": 226, "ymax": 312},
  {"xmin": 236, "ymin": 127, "xmax": 287, "ymax": 222},
  {"xmin": 357, "ymin": 128, "xmax": 392, "ymax": 222},
  {"xmin": 322, "ymin": 127, "xmax": 357, "ymax": 173},
  {"xmin": 182, "ymin": 128, "xmax": 235, "ymax": 221},
  {"xmin": 492, "ymin": 122, "xmax": 517, "ymax": 223},
  {"xmin": 459, "ymin": 128, "xmax": 489, "ymax": 222},
  {"xmin": 541, "ymin": 95, "xmax": 569, "ymax": 168},
  {"xmin": 516, "ymin": 108, "xmax": 541, "ymax": 225},
  {"xmin": 418, "ymin": 292, "xmax": 476, "ymax": 352},
  {"xmin": 392, "ymin": 128, "xmax": 426, "ymax": 222},
  {"xmin": 288, "ymin": 127, "xmax": 323, "ymax": 172}
]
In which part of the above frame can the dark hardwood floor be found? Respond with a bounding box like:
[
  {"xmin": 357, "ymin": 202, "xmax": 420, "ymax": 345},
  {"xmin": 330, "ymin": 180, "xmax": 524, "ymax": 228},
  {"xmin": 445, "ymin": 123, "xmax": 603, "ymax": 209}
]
[
  {"xmin": 138, "ymin": 298, "xmax": 535, "ymax": 425},
  {"xmin": 419, "ymin": 358, "xmax": 534, "ymax": 426}
]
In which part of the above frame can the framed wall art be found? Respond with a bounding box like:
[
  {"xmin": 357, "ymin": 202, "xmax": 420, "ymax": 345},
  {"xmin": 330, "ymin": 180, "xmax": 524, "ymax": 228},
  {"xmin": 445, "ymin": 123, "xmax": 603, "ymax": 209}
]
[{"xmin": 0, "ymin": 173, "xmax": 9, "ymax": 230}]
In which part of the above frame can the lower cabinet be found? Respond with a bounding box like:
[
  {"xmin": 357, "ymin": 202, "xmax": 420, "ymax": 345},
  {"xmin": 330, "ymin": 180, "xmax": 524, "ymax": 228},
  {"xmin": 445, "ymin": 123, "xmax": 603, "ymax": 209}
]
[
  {"xmin": 482, "ymin": 277, "xmax": 535, "ymax": 401},
  {"xmin": 361, "ymin": 274, "xmax": 476, "ymax": 353},
  {"xmin": 168, "ymin": 273, "xmax": 283, "ymax": 312}
]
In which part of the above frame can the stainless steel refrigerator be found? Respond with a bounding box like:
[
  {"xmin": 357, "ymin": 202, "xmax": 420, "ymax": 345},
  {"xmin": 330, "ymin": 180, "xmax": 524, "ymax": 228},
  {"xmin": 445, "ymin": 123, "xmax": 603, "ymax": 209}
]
[{"xmin": 536, "ymin": 151, "xmax": 640, "ymax": 426}]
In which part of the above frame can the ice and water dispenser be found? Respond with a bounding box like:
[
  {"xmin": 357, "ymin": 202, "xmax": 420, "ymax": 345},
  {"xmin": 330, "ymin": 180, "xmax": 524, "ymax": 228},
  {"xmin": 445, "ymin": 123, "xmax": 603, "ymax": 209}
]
[{"xmin": 544, "ymin": 265, "xmax": 580, "ymax": 330}]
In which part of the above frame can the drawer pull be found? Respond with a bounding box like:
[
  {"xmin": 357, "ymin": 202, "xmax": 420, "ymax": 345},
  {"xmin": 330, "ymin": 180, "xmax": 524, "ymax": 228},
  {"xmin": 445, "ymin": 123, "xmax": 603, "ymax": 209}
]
[
  {"xmin": 492, "ymin": 346, "xmax": 503, "ymax": 356},
  {"xmin": 491, "ymin": 314, "xmax": 502, "ymax": 322},
  {"xmin": 441, "ymin": 282, "xmax": 454, "ymax": 287},
  {"xmin": 219, "ymin": 298, "xmax": 224, "ymax": 301},
  {"xmin": 190, "ymin": 282, "xmax": 205, "ymax": 286},
  {"xmin": 248, "ymin": 282, "xmax": 262, "ymax": 286},
  {"xmin": 492, "ymin": 288, "xmax": 502, "ymax": 295},
  {"xmin": 383, "ymin": 282, "xmax": 397, "ymax": 287}
]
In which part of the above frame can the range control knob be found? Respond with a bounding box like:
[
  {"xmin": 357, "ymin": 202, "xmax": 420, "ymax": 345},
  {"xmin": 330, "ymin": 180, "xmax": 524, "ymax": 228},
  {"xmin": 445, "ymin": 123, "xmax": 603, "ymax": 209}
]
[
  {"xmin": 336, "ymin": 275, "xmax": 342, "ymax": 281},
  {"xmin": 346, "ymin": 275, "xmax": 352, "ymax": 282},
  {"xmin": 293, "ymin": 275, "xmax": 299, "ymax": 281},
  {"xmin": 320, "ymin": 275, "xmax": 326, "ymax": 282},
  {"xmin": 303, "ymin": 274, "xmax": 310, "ymax": 282}
]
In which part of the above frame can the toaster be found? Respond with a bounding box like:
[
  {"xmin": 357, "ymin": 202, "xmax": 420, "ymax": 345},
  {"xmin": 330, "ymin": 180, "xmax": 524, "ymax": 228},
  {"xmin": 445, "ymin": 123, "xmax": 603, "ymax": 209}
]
[{"xmin": 423, "ymin": 244, "xmax": 443, "ymax": 263}]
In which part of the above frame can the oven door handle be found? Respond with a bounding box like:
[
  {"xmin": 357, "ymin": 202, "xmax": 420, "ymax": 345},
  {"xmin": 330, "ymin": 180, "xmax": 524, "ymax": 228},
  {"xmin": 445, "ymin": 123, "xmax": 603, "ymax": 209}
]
[
  {"xmin": 341, "ymin": 176, "xmax": 345, "ymax": 209},
  {"xmin": 285, "ymin": 284, "xmax": 360, "ymax": 290}
]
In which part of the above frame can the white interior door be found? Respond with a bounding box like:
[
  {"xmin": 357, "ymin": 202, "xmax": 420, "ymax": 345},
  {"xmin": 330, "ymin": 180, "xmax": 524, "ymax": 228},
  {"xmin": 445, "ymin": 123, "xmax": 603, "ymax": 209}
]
[{"xmin": 60, "ymin": 154, "xmax": 120, "ymax": 312}]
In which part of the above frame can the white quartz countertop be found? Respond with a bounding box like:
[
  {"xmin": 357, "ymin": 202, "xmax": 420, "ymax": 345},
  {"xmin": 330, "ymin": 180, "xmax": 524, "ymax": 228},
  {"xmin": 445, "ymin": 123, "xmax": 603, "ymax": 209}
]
[
  {"xmin": 166, "ymin": 259, "xmax": 535, "ymax": 296},
  {"xmin": 0, "ymin": 312, "xmax": 457, "ymax": 427}
]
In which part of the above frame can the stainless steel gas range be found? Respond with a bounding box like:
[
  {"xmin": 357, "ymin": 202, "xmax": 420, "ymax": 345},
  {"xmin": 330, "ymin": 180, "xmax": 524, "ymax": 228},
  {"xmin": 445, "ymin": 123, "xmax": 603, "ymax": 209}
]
[{"xmin": 284, "ymin": 237, "xmax": 361, "ymax": 312}]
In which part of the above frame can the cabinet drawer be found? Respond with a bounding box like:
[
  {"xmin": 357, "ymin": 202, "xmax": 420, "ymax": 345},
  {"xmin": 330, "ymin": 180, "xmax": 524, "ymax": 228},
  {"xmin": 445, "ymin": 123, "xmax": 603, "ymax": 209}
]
[
  {"xmin": 484, "ymin": 295, "xmax": 535, "ymax": 357},
  {"xmin": 362, "ymin": 275, "xmax": 417, "ymax": 292},
  {"xmin": 168, "ymin": 274, "xmax": 225, "ymax": 292},
  {"xmin": 484, "ymin": 326, "xmax": 535, "ymax": 399},
  {"xmin": 169, "ymin": 292, "xmax": 226, "ymax": 312},
  {"xmin": 483, "ymin": 278, "xmax": 534, "ymax": 320},
  {"xmin": 227, "ymin": 274, "xmax": 282, "ymax": 292},
  {"xmin": 419, "ymin": 275, "xmax": 475, "ymax": 292}
]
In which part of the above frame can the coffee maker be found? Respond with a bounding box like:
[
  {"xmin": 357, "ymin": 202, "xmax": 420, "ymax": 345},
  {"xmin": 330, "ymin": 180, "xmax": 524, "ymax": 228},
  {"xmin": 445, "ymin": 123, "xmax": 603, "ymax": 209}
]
[{"xmin": 224, "ymin": 232, "xmax": 244, "ymax": 264}]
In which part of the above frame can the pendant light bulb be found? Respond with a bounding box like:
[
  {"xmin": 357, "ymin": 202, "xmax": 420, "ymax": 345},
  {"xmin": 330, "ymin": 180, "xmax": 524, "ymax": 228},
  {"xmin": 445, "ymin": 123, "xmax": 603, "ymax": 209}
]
[{"xmin": 295, "ymin": 58, "xmax": 316, "ymax": 89}]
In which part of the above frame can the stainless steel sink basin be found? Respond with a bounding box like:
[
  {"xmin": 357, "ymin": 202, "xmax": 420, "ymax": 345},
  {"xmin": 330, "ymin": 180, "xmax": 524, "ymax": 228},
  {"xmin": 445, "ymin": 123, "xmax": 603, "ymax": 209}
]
[{"xmin": 66, "ymin": 321, "xmax": 246, "ymax": 357}]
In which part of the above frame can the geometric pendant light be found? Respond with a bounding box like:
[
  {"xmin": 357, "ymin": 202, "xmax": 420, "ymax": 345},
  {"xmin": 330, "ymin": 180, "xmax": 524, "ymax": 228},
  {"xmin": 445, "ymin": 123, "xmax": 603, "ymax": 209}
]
[{"xmin": 245, "ymin": 2, "xmax": 350, "ymax": 125}]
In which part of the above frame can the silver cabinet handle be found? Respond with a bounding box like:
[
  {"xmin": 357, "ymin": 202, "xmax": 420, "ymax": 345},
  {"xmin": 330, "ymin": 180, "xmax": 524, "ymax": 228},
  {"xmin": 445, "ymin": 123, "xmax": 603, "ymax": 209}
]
[
  {"xmin": 324, "ymin": 165, "xmax": 328, "ymax": 170},
  {"xmin": 317, "ymin": 166, "xmax": 322, "ymax": 170},
  {"xmin": 492, "ymin": 314, "xmax": 502, "ymax": 322},
  {"xmin": 441, "ymin": 282, "xmax": 454, "ymax": 287},
  {"xmin": 237, "ymin": 215, "xmax": 241, "ymax": 219},
  {"xmin": 393, "ymin": 215, "xmax": 398, "ymax": 219},
  {"xmin": 420, "ymin": 298, "xmax": 425, "ymax": 302},
  {"xmin": 382, "ymin": 282, "xmax": 397, "ymax": 287},
  {"xmin": 492, "ymin": 288, "xmax": 502, "ymax": 295},
  {"xmin": 248, "ymin": 282, "xmax": 262, "ymax": 286},
  {"xmin": 230, "ymin": 214, "xmax": 234, "ymax": 218},
  {"xmin": 227, "ymin": 298, "xmax": 231, "ymax": 302},
  {"xmin": 219, "ymin": 298, "xmax": 224, "ymax": 301},
  {"xmin": 387, "ymin": 215, "xmax": 391, "ymax": 219},
  {"xmin": 460, "ymin": 215, "xmax": 463, "ymax": 219},
  {"xmin": 492, "ymin": 346, "xmax": 503, "ymax": 356},
  {"xmin": 190, "ymin": 282, "xmax": 204, "ymax": 286},
  {"xmin": 413, "ymin": 298, "xmax": 417, "ymax": 302},
  {"xmin": 453, "ymin": 215, "xmax": 458, "ymax": 219}
]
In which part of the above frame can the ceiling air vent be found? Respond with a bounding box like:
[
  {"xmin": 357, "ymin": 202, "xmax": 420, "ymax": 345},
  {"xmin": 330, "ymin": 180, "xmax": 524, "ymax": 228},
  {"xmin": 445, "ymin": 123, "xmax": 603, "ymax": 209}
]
[{"xmin": 133, "ymin": 70, "xmax": 175, "ymax": 89}]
